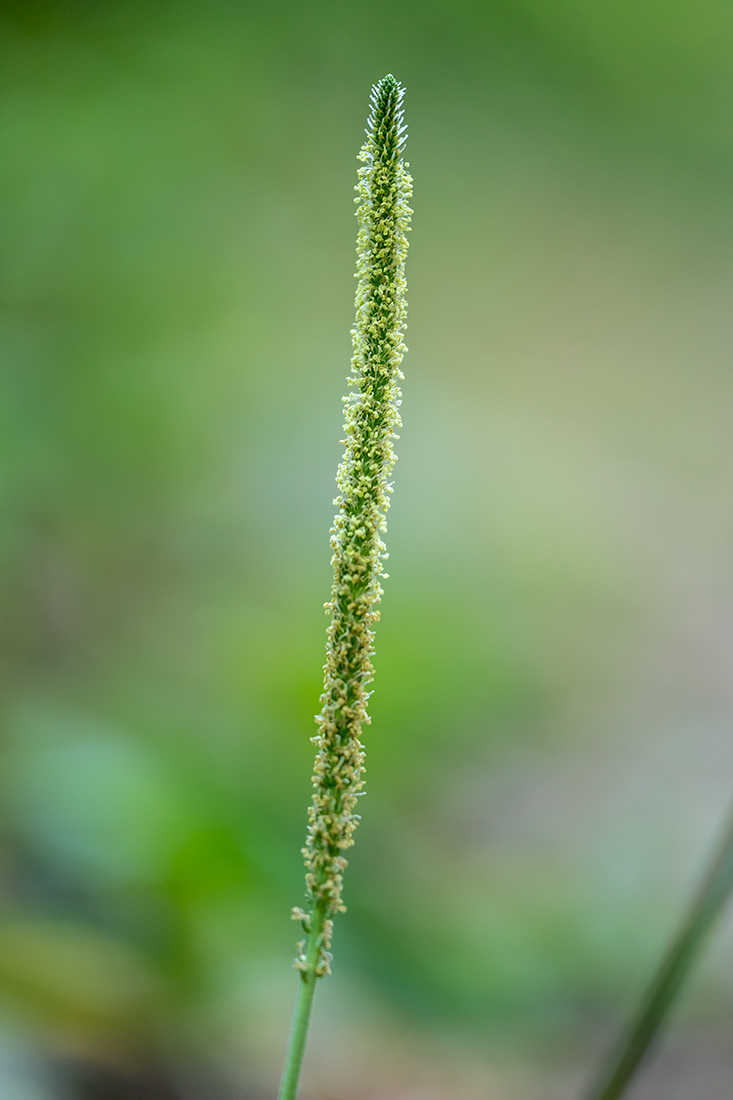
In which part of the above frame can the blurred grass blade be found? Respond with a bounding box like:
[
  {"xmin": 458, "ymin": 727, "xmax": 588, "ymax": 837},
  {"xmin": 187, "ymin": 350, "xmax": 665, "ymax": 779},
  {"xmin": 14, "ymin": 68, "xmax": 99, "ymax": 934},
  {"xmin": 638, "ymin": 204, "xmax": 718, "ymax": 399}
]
[{"xmin": 583, "ymin": 804, "xmax": 733, "ymax": 1100}]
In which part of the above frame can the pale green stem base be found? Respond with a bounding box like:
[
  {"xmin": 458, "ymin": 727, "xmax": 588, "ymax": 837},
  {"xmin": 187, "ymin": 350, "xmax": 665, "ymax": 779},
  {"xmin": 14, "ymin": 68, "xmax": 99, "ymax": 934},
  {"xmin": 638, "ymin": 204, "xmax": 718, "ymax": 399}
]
[
  {"xmin": 277, "ymin": 901, "xmax": 327, "ymax": 1100},
  {"xmin": 583, "ymin": 806, "xmax": 733, "ymax": 1100}
]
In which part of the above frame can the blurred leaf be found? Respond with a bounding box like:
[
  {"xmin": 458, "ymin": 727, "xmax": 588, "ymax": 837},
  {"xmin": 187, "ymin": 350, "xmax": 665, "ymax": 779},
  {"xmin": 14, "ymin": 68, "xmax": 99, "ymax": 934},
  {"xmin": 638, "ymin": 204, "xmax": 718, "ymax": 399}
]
[{"xmin": 0, "ymin": 918, "xmax": 160, "ymax": 1041}]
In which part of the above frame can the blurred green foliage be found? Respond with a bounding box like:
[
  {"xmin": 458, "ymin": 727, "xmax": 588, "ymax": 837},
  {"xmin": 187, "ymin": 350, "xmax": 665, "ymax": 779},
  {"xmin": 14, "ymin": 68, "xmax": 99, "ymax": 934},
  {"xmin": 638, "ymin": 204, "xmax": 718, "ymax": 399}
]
[{"xmin": 3, "ymin": 1, "xmax": 733, "ymax": 1096}]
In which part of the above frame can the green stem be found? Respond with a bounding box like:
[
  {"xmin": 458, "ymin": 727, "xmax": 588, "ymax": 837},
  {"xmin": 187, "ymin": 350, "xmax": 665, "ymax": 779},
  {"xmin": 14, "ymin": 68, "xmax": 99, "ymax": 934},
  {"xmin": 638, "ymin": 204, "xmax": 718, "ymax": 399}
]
[
  {"xmin": 583, "ymin": 806, "xmax": 733, "ymax": 1100},
  {"xmin": 277, "ymin": 901, "xmax": 327, "ymax": 1100}
]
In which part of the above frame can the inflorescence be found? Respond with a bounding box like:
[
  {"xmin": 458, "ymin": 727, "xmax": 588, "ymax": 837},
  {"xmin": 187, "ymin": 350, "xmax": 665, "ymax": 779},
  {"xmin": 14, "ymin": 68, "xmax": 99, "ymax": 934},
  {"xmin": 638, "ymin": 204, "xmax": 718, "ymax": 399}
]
[{"xmin": 293, "ymin": 75, "xmax": 412, "ymax": 978}]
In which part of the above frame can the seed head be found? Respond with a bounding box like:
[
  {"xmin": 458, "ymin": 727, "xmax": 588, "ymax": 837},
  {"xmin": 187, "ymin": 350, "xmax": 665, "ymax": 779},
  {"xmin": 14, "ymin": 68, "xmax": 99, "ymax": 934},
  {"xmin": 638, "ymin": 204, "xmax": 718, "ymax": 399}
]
[{"xmin": 297, "ymin": 75, "xmax": 412, "ymax": 973}]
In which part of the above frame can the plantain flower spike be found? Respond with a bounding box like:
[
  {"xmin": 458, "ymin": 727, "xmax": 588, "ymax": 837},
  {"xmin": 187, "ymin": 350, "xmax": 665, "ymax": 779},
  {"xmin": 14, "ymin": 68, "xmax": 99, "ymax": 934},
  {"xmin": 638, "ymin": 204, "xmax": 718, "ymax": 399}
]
[{"xmin": 297, "ymin": 74, "xmax": 412, "ymax": 977}]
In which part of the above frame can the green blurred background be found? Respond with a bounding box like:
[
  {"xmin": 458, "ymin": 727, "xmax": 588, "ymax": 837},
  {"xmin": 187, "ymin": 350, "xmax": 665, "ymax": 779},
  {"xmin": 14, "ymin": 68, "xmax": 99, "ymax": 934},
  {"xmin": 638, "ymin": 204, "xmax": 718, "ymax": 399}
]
[{"xmin": 3, "ymin": 1, "xmax": 733, "ymax": 1097}]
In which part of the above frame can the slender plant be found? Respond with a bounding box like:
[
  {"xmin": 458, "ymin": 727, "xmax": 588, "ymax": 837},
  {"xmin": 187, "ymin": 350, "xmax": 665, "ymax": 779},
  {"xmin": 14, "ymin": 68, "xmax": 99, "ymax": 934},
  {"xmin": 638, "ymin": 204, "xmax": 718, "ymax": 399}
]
[
  {"xmin": 583, "ymin": 804, "xmax": 733, "ymax": 1100},
  {"xmin": 277, "ymin": 74, "xmax": 412, "ymax": 1100}
]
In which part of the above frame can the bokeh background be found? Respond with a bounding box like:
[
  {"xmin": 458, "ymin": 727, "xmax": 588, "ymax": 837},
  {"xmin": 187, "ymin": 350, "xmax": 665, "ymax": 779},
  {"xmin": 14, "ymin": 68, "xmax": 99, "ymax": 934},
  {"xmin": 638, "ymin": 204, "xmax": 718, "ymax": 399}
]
[{"xmin": 3, "ymin": 1, "xmax": 733, "ymax": 1097}]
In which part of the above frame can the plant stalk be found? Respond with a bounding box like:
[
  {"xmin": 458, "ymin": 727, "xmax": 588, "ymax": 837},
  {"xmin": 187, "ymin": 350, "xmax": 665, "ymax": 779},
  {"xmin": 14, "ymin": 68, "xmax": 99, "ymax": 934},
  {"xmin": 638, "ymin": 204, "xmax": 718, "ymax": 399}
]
[
  {"xmin": 277, "ymin": 901, "xmax": 327, "ymax": 1100},
  {"xmin": 583, "ymin": 805, "xmax": 733, "ymax": 1100}
]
